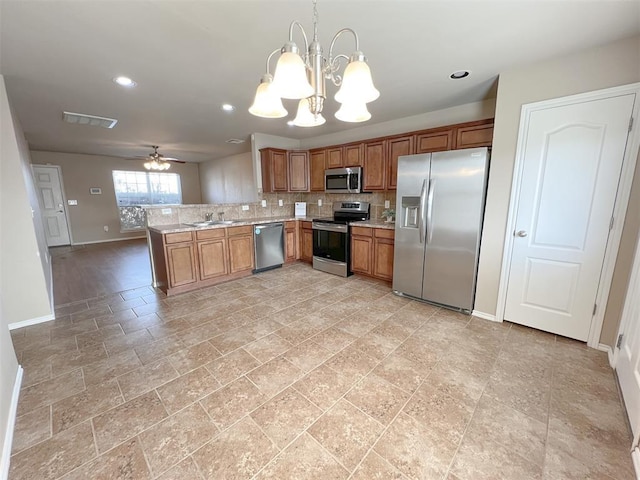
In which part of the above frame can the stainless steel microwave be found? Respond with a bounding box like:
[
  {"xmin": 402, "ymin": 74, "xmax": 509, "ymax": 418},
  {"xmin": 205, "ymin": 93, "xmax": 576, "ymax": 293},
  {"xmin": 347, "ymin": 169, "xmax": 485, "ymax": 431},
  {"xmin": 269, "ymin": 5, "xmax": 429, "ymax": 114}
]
[{"xmin": 325, "ymin": 167, "xmax": 362, "ymax": 193}]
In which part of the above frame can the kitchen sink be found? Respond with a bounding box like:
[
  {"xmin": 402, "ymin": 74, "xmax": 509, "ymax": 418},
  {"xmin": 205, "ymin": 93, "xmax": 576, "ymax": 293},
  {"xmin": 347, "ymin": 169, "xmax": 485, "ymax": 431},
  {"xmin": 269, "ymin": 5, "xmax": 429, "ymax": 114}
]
[{"xmin": 185, "ymin": 220, "xmax": 236, "ymax": 227}]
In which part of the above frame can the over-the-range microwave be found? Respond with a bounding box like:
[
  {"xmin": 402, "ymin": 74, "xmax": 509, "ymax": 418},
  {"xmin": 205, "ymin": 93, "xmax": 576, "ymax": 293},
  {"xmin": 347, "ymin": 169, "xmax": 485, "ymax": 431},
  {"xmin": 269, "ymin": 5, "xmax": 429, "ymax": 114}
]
[{"xmin": 325, "ymin": 167, "xmax": 362, "ymax": 193}]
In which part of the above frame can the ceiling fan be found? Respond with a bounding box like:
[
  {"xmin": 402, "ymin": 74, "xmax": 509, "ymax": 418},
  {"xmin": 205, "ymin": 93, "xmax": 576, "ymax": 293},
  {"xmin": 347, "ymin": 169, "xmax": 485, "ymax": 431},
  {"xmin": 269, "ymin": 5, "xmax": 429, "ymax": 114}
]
[{"xmin": 135, "ymin": 145, "xmax": 185, "ymax": 170}]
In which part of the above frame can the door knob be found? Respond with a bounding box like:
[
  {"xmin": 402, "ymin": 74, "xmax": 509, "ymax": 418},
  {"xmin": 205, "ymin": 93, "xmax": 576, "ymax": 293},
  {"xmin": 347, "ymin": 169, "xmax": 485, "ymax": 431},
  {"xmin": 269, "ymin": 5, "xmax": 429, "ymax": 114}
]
[{"xmin": 515, "ymin": 230, "xmax": 528, "ymax": 237}]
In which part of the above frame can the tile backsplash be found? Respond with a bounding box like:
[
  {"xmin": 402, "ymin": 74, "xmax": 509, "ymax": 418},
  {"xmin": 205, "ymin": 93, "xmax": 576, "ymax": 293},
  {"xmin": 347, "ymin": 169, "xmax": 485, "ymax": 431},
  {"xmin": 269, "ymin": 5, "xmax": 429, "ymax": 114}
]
[{"xmin": 145, "ymin": 192, "xmax": 396, "ymax": 227}]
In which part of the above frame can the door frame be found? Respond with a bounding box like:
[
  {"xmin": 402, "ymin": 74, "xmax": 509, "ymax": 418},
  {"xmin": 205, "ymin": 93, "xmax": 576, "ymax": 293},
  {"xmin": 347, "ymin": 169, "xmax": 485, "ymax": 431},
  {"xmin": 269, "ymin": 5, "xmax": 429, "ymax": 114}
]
[
  {"xmin": 495, "ymin": 83, "xmax": 640, "ymax": 349},
  {"xmin": 32, "ymin": 164, "xmax": 73, "ymax": 245}
]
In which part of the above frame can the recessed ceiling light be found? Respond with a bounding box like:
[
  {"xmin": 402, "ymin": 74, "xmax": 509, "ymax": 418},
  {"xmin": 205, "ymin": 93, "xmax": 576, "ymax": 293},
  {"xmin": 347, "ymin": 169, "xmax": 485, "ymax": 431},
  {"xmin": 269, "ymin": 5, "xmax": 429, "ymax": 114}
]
[
  {"xmin": 221, "ymin": 104, "xmax": 235, "ymax": 112},
  {"xmin": 113, "ymin": 76, "xmax": 137, "ymax": 87},
  {"xmin": 450, "ymin": 70, "xmax": 470, "ymax": 80}
]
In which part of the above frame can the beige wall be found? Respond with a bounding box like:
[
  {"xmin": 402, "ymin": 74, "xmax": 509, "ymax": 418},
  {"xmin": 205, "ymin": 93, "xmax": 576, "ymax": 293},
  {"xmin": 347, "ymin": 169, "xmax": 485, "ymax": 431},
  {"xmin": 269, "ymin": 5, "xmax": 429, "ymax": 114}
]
[
  {"xmin": 30, "ymin": 151, "xmax": 202, "ymax": 244},
  {"xmin": 474, "ymin": 35, "xmax": 640, "ymax": 347},
  {"xmin": 1, "ymin": 75, "xmax": 48, "ymax": 468},
  {"xmin": 199, "ymin": 152, "xmax": 258, "ymax": 204}
]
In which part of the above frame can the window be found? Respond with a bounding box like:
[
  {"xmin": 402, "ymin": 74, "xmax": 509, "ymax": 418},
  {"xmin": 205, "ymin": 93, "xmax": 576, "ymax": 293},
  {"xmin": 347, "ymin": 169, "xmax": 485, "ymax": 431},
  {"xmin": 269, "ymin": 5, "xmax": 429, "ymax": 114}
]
[{"xmin": 112, "ymin": 171, "xmax": 182, "ymax": 231}]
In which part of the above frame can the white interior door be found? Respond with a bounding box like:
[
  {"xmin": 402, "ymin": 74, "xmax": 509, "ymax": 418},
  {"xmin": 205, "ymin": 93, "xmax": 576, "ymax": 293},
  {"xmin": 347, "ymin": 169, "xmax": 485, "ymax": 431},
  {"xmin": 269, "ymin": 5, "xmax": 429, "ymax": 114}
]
[
  {"xmin": 32, "ymin": 165, "xmax": 71, "ymax": 246},
  {"xmin": 504, "ymin": 93, "xmax": 635, "ymax": 341},
  {"xmin": 615, "ymin": 232, "xmax": 640, "ymax": 448}
]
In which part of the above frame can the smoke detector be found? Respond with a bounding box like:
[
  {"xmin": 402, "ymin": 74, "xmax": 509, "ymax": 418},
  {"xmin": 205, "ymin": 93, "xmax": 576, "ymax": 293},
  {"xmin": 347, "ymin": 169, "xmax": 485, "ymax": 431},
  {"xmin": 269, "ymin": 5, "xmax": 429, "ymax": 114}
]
[{"xmin": 62, "ymin": 111, "xmax": 118, "ymax": 129}]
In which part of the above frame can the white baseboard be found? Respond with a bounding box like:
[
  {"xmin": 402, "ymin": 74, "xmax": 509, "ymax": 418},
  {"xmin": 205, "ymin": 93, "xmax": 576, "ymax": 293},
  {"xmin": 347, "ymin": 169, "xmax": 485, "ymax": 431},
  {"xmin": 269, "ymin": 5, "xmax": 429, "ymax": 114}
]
[
  {"xmin": 632, "ymin": 447, "xmax": 640, "ymax": 480},
  {"xmin": 8, "ymin": 313, "xmax": 55, "ymax": 331},
  {"xmin": 597, "ymin": 343, "xmax": 615, "ymax": 368},
  {"xmin": 471, "ymin": 310, "xmax": 499, "ymax": 322},
  {"xmin": 1, "ymin": 366, "xmax": 23, "ymax": 480},
  {"xmin": 72, "ymin": 235, "xmax": 146, "ymax": 246}
]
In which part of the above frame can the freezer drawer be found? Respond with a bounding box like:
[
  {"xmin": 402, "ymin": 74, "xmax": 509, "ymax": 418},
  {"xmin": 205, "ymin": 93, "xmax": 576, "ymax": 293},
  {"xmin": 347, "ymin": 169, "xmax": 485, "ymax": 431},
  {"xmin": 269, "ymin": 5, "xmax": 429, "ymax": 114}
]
[{"xmin": 254, "ymin": 223, "xmax": 284, "ymax": 273}]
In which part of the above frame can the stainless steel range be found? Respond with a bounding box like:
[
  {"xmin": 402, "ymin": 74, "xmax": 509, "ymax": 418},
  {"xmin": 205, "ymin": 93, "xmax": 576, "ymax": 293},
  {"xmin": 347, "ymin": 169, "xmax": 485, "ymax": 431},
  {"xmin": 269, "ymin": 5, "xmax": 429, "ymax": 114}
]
[{"xmin": 312, "ymin": 201, "xmax": 370, "ymax": 277}]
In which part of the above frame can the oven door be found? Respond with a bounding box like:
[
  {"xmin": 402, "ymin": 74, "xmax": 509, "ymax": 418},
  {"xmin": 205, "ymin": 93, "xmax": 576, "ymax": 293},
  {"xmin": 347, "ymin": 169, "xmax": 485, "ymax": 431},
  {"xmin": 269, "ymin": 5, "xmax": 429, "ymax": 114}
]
[{"xmin": 312, "ymin": 222, "xmax": 348, "ymax": 263}]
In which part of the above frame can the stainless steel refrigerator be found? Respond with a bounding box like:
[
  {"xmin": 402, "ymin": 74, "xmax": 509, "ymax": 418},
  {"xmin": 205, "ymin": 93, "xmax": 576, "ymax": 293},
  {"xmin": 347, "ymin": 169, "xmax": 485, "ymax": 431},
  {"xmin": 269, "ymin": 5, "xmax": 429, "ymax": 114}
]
[{"xmin": 392, "ymin": 147, "xmax": 489, "ymax": 312}]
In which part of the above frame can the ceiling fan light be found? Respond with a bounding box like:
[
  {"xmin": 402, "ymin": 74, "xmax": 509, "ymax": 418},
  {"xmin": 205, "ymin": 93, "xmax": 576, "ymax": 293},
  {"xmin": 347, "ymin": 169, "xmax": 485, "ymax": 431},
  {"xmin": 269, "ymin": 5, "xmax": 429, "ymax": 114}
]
[
  {"xmin": 292, "ymin": 98, "xmax": 326, "ymax": 127},
  {"xmin": 334, "ymin": 101, "xmax": 371, "ymax": 123},
  {"xmin": 272, "ymin": 45, "xmax": 314, "ymax": 100},
  {"xmin": 249, "ymin": 75, "xmax": 288, "ymax": 118},
  {"xmin": 335, "ymin": 56, "xmax": 380, "ymax": 104}
]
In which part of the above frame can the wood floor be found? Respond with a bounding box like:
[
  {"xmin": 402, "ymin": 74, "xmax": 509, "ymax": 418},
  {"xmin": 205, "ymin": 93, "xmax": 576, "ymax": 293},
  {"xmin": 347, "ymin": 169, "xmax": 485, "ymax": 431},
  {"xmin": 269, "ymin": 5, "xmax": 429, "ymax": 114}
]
[{"xmin": 51, "ymin": 239, "xmax": 152, "ymax": 306}]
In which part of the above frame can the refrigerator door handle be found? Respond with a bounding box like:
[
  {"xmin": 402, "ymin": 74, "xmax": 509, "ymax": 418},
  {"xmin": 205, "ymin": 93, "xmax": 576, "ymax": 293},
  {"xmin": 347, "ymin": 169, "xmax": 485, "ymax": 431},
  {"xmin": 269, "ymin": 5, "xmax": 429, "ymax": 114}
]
[
  {"xmin": 426, "ymin": 179, "xmax": 435, "ymax": 244},
  {"xmin": 419, "ymin": 179, "xmax": 427, "ymax": 244}
]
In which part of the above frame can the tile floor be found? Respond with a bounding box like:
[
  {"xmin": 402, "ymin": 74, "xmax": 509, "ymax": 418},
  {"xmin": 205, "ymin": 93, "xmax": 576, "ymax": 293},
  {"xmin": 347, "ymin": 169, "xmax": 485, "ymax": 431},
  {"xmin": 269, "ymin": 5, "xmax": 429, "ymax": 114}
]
[{"xmin": 8, "ymin": 263, "xmax": 635, "ymax": 479}]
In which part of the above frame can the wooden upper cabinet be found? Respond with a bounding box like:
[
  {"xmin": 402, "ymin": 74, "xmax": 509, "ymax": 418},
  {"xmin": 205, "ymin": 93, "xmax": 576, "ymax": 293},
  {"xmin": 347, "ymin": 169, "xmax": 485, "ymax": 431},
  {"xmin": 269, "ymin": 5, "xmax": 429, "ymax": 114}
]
[
  {"xmin": 363, "ymin": 140, "xmax": 387, "ymax": 191},
  {"xmin": 288, "ymin": 150, "xmax": 309, "ymax": 192},
  {"xmin": 386, "ymin": 135, "xmax": 415, "ymax": 190},
  {"xmin": 415, "ymin": 129, "xmax": 454, "ymax": 153},
  {"xmin": 260, "ymin": 148, "xmax": 288, "ymax": 193},
  {"xmin": 344, "ymin": 143, "xmax": 364, "ymax": 166},
  {"xmin": 326, "ymin": 147, "xmax": 343, "ymax": 169},
  {"xmin": 454, "ymin": 121, "xmax": 494, "ymax": 149},
  {"xmin": 309, "ymin": 149, "xmax": 326, "ymax": 192}
]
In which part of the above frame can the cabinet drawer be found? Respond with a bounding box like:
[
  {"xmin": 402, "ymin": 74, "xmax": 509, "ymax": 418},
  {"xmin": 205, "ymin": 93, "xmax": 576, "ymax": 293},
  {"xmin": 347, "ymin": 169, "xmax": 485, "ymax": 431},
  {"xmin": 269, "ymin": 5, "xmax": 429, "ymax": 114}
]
[
  {"xmin": 227, "ymin": 225, "xmax": 253, "ymax": 236},
  {"xmin": 301, "ymin": 221, "xmax": 313, "ymax": 230},
  {"xmin": 196, "ymin": 228, "xmax": 226, "ymax": 240},
  {"xmin": 165, "ymin": 231, "xmax": 193, "ymax": 244},
  {"xmin": 284, "ymin": 221, "xmax": 296, "ymax": 229},
  {"xmin": 351, "ymin": 226, "xmax": 373, "ymax": 237},
  {"xmin": 374, "ymin": 228, "xmax": 395, "ymax": 239}
]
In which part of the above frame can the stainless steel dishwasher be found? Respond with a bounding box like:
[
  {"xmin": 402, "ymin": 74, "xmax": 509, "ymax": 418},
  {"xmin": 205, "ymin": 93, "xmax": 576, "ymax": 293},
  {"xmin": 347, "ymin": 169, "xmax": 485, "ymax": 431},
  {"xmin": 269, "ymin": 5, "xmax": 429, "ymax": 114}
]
[{"xmin": 253, "ymin": 222, "xmax": 285, "ymax": 273}]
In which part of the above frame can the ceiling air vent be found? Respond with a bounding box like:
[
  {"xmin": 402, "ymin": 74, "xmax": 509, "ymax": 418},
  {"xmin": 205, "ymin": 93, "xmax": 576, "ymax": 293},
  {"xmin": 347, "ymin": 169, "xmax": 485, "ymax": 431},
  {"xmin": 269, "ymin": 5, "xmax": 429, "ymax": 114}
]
[
  {"xmin": 62, "ymin": 111, "xmax": 118, "ymax": 129},
  {"xmin": 225, "ymin": 138, "xmax": 245, "ymax": 144}
]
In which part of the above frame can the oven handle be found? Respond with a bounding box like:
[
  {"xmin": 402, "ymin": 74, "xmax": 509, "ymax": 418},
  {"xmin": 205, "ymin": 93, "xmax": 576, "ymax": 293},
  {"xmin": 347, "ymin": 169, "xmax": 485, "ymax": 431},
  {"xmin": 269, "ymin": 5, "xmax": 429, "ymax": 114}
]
[{"xmin": 312, "ymin": 222, "xmax": 348, "ymax": 233}]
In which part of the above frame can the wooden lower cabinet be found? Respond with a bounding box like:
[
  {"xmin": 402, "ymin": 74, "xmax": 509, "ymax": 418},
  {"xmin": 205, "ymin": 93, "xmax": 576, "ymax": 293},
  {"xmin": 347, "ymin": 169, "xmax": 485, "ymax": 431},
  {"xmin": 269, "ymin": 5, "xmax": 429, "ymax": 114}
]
[
  {"xmin": 350, "ymin": 226, "xmax": 394, "ymax": 281},
  {"xmin": 227, "ymin": 226, "xmax": 254, "ymax": 274},
  {"xmin": 165, "ymin": 243, "xmax": 198, "ymax": 287},
  {"xmin": 284, "ymin": 221, "xmax": 298, "ymax": 262},
  {"xmin": 300, "ymin": 221, "xmax": 313, "ymax": 263},
  {"xmin": 197, "ymin": 238, "xmax": 228, "ymax": 280}
]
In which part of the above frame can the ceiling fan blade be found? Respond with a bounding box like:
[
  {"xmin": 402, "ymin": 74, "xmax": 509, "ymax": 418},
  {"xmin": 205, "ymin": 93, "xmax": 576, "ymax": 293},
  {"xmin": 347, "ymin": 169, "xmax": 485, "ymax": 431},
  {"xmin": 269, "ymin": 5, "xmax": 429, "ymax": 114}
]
[
  {"xmin": 160, "ymin": 156, "xmax": 180, "ymax": 161},
  {"xmin": 168, "ymin": 159, "xmax": 186, "ymax": 164}
]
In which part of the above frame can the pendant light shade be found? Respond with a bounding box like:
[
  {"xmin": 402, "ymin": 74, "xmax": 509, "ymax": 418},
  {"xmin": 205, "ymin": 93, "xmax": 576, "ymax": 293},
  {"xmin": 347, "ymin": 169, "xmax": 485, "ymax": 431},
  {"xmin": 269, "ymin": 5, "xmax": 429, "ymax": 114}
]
[
  {"xmin": 334, "ymin": 101, "xmax": 371, "ymax": 123},
  {"xmin": 272, "ymin": 43, "xmax": 314, "ymax": 99},
  {"xmin": 293, "ymin": 99, "xmax": 326, "ymax": 127},
  {"xmin": 334, "ymin": 55, "xmax": 379, "ymax": 104},
  {"xmin": 249, "ymin": 74, "xmax": 288, "ymax": 118}
]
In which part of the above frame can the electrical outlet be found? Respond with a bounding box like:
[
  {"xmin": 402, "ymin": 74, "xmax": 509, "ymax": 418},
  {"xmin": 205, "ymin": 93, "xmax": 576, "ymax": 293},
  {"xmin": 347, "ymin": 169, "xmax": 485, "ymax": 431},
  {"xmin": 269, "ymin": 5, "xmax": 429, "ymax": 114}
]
[
  {"xmin": 278, "ymin": 199, "xmax": 284, "ymax": 207},
  {"xmin": 68, "ymin": 199, "xmax": 78, "ymax": 206},
  {"xmin": 161, "ymin": 208, "xmax": 172, "ymax": 215},
  {"xmin": 384, "ymin": 200, "xmax": 390, "ymax": 209},
  {"xmin": 103, "ymin": 225, "xmax": 109, "ymax": 232},
  {"xmin": 318, "ymin": 199, "xmax": 323, "ymax": 207},
  {"xmin": 261, "ymin": 200, "xmax": 267, "ymax": 207},
  {"xmin": 242, "ymin": 205, "xmax": 250, "ymax": 211}
]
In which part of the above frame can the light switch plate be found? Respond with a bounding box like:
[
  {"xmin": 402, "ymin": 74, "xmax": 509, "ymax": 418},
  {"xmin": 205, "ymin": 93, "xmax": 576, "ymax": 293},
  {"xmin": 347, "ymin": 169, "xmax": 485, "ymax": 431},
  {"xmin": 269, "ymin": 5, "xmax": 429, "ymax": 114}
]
[
  {"xmin": 278, "ymin": 199, "xmax": 283, "ymax": 207},
  {"xmin": 68, "ymin": 200, "xmax": 78, "ymax": 206},
  {"xmin": 242, "ymin": 205, "xmax": 250, "ymax": 211},
  {"xmin": 261, "ymin": 200, "xmax": 267, "ymax": 207},
  {"xmin": 384, "ymin": 200, "xmax": 390, "ymax": 208}
]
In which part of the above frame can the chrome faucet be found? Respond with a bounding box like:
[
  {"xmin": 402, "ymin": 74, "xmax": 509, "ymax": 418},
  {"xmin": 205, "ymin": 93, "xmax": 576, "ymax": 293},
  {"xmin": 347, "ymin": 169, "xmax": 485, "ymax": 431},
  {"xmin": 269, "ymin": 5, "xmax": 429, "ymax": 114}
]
[
  {"xmin": 204, "ymin": 212, "xmax": 214, "ymax": 221},
  {"xmin": 218, "ymin": 212, "xmax": 225, "ymax": 221}
]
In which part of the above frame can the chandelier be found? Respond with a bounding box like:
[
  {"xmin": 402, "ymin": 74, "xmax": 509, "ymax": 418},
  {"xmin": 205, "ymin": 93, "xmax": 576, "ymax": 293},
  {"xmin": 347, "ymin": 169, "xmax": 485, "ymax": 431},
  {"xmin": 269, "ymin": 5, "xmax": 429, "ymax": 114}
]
[
  {"xmin": 144, "ymin": 159, "xmax": 170, "ymax": 171},
  {"xmin": 249, "ymin": 0, "xmax": 379, "ymax": 127}
]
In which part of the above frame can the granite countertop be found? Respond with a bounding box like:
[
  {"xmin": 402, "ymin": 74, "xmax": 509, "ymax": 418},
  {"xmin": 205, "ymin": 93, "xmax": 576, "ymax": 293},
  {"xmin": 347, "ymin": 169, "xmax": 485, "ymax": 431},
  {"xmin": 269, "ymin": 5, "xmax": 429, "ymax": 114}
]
[
  {"xmin": 147, "ymin": 216, "xmax": 316, "ymax": 234},
  {"xmin": 350, "ymin": 219, "xmax": 396, "ymax": 230}
]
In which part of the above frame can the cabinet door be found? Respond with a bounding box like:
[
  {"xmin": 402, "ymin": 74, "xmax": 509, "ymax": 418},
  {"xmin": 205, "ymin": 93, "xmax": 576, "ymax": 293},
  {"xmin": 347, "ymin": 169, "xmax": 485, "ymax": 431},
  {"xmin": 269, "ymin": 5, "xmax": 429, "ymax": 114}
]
[
  {"xmin": 373, "ymin": 237, "xmax": 394, "ymax": 281},
  {"xmin": 415, "ymin": 130, "xmax": 453, "ymax": 153},
  {"xmin": 454, "ymin": 123, "xmax": 494, "ymax": 148},
  {"xmin": 344, "ymin": 143, "xmax": 363, "ymax": 166},
  {"xmin": 197, "ymin": 238, "xmax": 228, "ymax": 280},
  {"xmin": 387, "ymin": 135, "xmax": 415, "ymax": 190},
  {"xmin": 165, "ymin": 243, "xmax": 198, "ymax": 287},
  {"xmin": 288, "ymin": 151, "xmax": 309, "ymax": 192},
  {"xmin": 351, "ymin": 235, "xmax": 373, "ymax": 275},
  {"xmin": 285, "ymin": 222, "xmax": 297, "ymax": 262},
  {"xmin": 228, "ymin": 234, "xmax": 254, "ymax": 273},
  {"xmin": 363, "ymin": 140, "xmax": 386, "ymax": 191},
  {"xmin": 310, "ymin": 149, "xmax": 326, "ymax": 192},
  {"xmin": 326, "ymin": 147, "xmax": 343, "ymax": 168},
  {"xmin": 271, "ymin": 150, "xmax": 289, "ymax": 191},
  {"xmin": 301, "ymin": 224, "xmax": 313, "ymax": 263}
]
